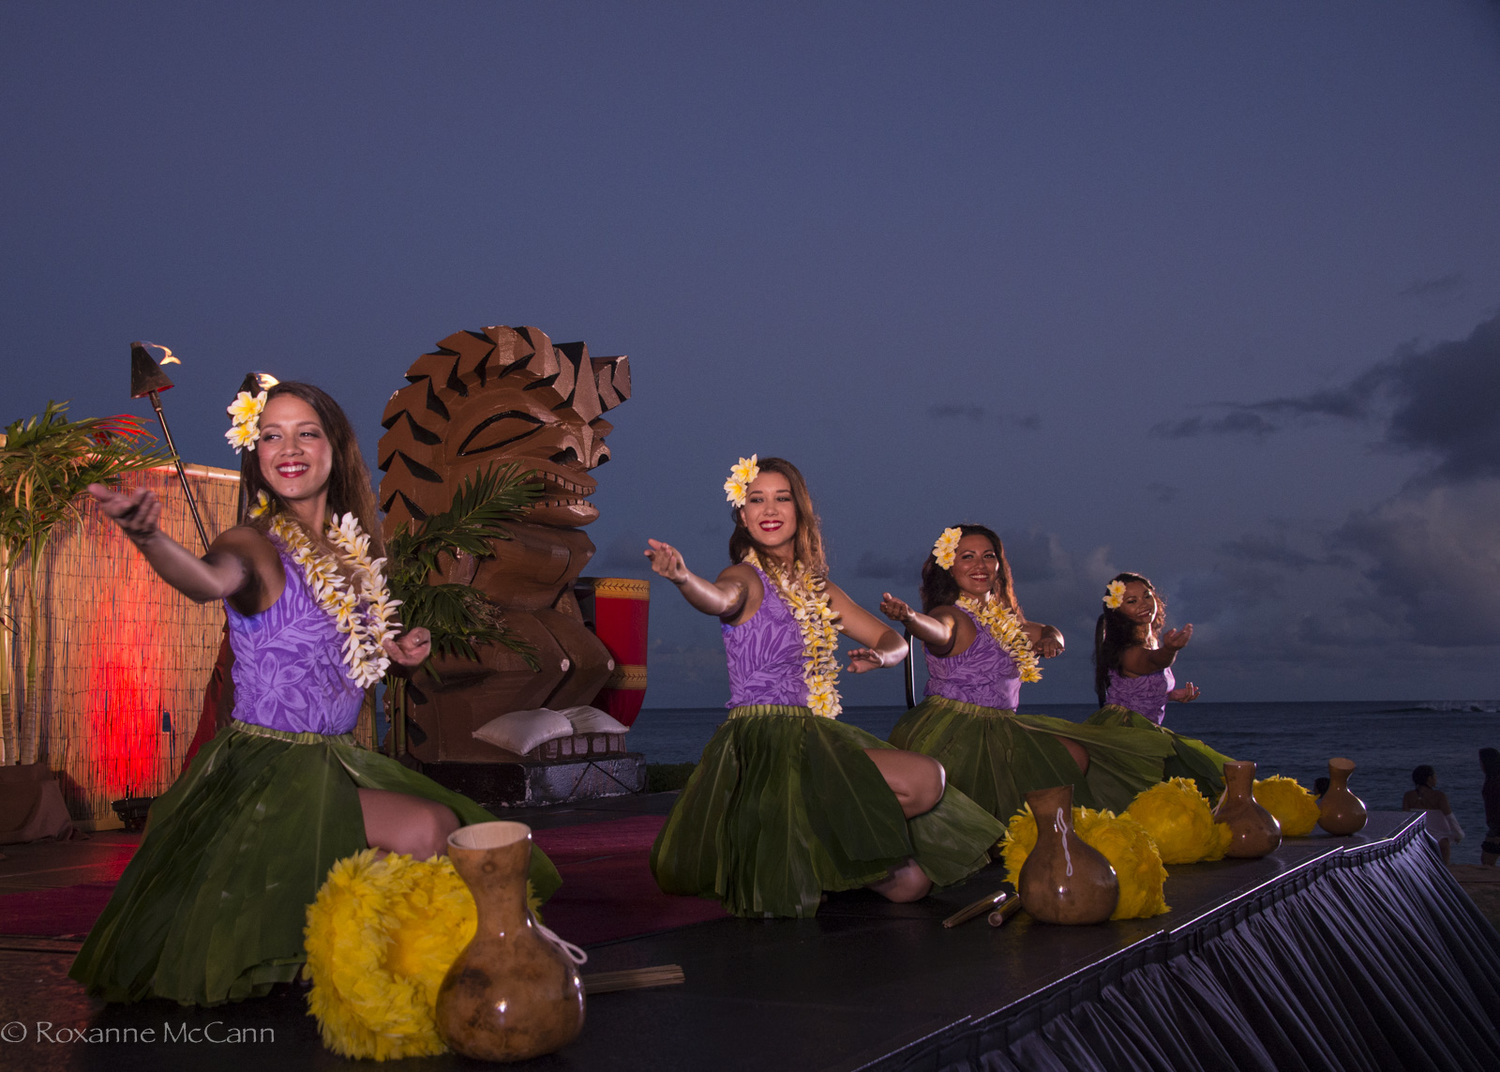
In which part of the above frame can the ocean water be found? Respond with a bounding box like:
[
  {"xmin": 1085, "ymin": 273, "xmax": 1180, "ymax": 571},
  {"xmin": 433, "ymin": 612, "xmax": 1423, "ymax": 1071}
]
[{"xmin": 626, "ymin": 700, "xmax": 1500, "ymax": 866}]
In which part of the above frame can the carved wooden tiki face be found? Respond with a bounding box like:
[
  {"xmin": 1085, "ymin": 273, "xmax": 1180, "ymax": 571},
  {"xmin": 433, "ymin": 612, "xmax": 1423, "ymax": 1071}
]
[{"xmin": 378, "ymin": 325, "xmax": 631, "ymax": 762}]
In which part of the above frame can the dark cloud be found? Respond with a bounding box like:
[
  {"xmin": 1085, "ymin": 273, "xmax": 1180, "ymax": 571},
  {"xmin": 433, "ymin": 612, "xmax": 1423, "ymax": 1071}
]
[
  {"xmin": 1150, "ymin": 309, "xmax": 1500, "ymax": 484},
  {"xmin": 928, "ymin": 403, "xmax": 1041, "ymax": 430},
  {"xmin": 999, "ymin": 530, "xmax": 1066, "ymax": 584},
  {"xmin": 1151, "ymin": 410, "xmax": 1281, "ymax": 439},
  {"xmin": 1379, "ymin": 314, "xmax": 1500, "ymax": 481},
  {"xmin": 1400, "ymin": 272, "xmax": 1464, "ymax": 300},
  {"xmin": 1331, "ymin": 481, "xmax": 1500, "ymax": 646},
  {"xmin": 1146, "ymin": 482, "xmax": 1178, "ymax": 504},
  {"xmin": 1184, "ymin": 477, "xmax": 1500, "ymax": 667},
  {"xmin": 1219, "ymin": 533, "xmax": 1322, "ymax": 571}
]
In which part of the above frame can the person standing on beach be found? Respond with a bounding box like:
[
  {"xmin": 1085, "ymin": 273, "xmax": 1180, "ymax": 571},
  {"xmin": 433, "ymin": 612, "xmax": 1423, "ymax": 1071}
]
[
  {"xmin": 877, "ymin": 524, "xmax": 1172, "ymax": 823},
  {"xmin": 1480, "ymin": 748, "xmax": 1500, "ymax": 866},
  {"xmin": 643, "ymin": 456, "xmax": 1002, "ymax": 918},
  {"xmin": 1404, "ymin": 764, "xmax": 1462, "ymax": 864}
]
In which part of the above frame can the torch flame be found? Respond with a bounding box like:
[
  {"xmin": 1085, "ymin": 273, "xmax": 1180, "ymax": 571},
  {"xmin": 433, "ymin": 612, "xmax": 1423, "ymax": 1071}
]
[{"xmin": 142, "ymin": 342, "xmax": 180, "ymax": 366}]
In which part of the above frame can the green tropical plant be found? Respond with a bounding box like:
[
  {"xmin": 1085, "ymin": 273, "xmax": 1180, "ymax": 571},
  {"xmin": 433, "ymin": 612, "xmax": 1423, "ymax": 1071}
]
[
  {"xmin": 382, "ymin": 463, "xmax": 543, "ymax": 755},
  {"xmin": 0, "ymin": 401, "xmax": 168, "ymax": 764}
]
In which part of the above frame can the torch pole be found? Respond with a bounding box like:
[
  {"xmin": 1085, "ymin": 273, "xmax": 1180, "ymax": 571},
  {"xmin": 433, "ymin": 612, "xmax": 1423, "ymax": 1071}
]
[{"xmin": 146, "ymin": 389, "xmax": 211, "ymax": 552}]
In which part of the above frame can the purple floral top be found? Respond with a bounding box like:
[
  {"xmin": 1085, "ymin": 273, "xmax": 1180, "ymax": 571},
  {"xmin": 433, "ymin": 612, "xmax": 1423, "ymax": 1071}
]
[
  {"xmin": 722, "ymin": 565, "xmax": 808, "ymax": 708},
  {"xmin": 1105, "ymin": 666, "xmax": 1175, "ymax": 725},
  {"xmin": 225, "ymin": 540, "xmax": 365, "ymax": 734},
  {"xmin": 924, "ymin": 605, "xmax": 1020, "ymax": 711}
]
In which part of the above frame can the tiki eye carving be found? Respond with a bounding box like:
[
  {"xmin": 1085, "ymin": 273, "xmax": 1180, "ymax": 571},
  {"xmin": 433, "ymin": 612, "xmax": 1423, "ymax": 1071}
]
[{"xmin": 457, "ymin": 411, "xmax": 546, "ymax": 456}]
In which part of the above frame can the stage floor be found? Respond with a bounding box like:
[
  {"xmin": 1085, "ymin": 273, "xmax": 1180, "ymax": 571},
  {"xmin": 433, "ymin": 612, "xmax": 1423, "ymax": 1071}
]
[{"xmin": 0, "ymin": 802, "xmax": 1487, "ymax": 1071}]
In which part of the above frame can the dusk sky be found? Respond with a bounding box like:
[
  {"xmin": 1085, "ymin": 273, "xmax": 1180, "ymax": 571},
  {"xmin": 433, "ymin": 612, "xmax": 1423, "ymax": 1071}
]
[{"xmin": 6, "ymin": 2, "xmax": 1499, "ymax": 708}]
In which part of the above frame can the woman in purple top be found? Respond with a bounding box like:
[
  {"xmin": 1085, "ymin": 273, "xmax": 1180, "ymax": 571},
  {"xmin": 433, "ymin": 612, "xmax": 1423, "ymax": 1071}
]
[
  {"xmin": 644, "ymin": 457, "xmax": 1002, "ymax": 918},
  {"xmin": 72, "ymin": 382, "xmax": 558, "ymax": 1005},
  {"xmin": 1089, "ymin": 572, "xmax": 1232, "ymax": 796},
  {"xmin": 880, "ymin": 526, "xmax": 1173, "ymax": 822}
]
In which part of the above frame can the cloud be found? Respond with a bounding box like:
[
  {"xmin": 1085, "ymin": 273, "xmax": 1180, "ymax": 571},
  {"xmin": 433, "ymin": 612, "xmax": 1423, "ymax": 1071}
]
[
  {"xmin": 1332, "ymin": 480, "xmax": 1500, "ymax": 646},
  {"xmin": 1146, "ymin": 482, "xmax": 1178, "ymax": 504},
  {"xmin": 1218, "ymin": 532, "xmax": 1323, "ymax": 571},
  {"xmin": 1149, "ymin": 309, "xmax": 1500, "ymax": 485},
  {"xmin": 1176, "ymin": 478, "xmax": 1500, "ymax": 687},
  {"xmin": 1152, "ymin": 410, "xmax": 1282, "ymax": 439},
  {"xmin": 1379, "ymin": 314, "xmax": 1500, "ymax": 481},
  {"xmin": 1400, "ymin": 272, "xmax": 1464, "ymax": 300},
  {"xmin": 928, "ymin": 403, "xmax": 1041, "ymax": 429}
]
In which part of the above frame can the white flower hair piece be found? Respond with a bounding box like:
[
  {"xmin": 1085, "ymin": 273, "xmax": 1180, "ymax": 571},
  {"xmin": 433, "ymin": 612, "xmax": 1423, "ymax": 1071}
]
[
  {"xmin": 1103, "ymin": 580, "xmax": 1126, "ymax": 609},
  {"xmin": 724, "ymin": 454, "xmax": 760, "ymax": 507},
  {"xmin": 933, "ymin": 527, "xmax": 962, "ymax": 570},
  {"xmin": 225, "ymin": 390, "xmax": 268, "ymax": 454}
]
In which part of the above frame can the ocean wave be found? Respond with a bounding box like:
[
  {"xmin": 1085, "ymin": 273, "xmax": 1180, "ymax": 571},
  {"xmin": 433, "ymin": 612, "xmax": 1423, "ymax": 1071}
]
[{"xmin": 1413, "ymin": 700, "xmax": 1500, "ymax": 713}]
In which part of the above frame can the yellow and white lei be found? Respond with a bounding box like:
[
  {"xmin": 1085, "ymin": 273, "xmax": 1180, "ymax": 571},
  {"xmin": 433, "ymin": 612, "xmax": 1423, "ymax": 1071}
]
[
  {"xmin": 958, "ymin": 593, "xmax": 1041, "ymax": 683},
  {"xmin": 263, "ymin": 497, "xmax": 402, "ymax": 688},
  {"xmin": 744, "ymin": 548, "xmax": 843, "ymax": 718}
]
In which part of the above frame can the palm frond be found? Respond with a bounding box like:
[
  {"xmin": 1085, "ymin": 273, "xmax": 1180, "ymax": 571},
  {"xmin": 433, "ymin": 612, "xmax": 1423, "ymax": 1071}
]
[{"xmin": 383, "ymin": 463, "xmax": 545, "ymax": 681}]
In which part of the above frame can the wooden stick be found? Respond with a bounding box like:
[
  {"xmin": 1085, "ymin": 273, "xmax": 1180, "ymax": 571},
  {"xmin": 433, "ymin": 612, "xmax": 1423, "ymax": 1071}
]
[
  {"xmin": 942, "ymin": 888, "xmax": 1010, "ymax": 928},
  {"xmin": 582, "ymin": 965, "xmax": 686, "ymax": 994}
]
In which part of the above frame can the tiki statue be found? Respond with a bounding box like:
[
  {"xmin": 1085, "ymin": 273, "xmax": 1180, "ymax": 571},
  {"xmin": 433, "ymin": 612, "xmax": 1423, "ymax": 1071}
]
[{"xmin": 378, "ymin": 325, "xmax": 630, "ymax": 763}]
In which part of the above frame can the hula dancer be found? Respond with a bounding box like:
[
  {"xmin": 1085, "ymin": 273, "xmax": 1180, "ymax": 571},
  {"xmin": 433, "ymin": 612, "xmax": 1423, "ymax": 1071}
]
[
  {"xmin": 72, "ymin": 382, "xmax": 559, "ymax": 1005},
  {"xmin": 644, "ymin": 457, "xmax": 1002, "ymax": 917},
  {"xmin": 881, "ymin": 526, "xmax": 1173, "ymax": 823},
  {"xmin": 1088, "ymin": 572, "xmax": 1232, "ymax": 796}
]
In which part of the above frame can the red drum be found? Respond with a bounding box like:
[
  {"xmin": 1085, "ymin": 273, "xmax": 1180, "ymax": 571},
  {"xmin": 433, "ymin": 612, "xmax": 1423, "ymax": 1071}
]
[{"xmin": 575, "ymin": 576, "xmax": 649, "ymax": 727}]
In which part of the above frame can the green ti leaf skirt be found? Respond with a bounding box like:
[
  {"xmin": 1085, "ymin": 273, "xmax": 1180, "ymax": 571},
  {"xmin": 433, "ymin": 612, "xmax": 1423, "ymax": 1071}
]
[
  {"xmin": 649, "ymin": 705, "xmax": 1004, "ymax": 919},
  {"xmin": 889, "ymin": 695, "xmax": 1181, "ymax": 824},
  {"xmin": 1086, "ymin": 704, "xmax": 1235, "ymax": 800},
  {"xmin": 69, "ymin": 720, "xmax": 561, "ymax": 1005}
]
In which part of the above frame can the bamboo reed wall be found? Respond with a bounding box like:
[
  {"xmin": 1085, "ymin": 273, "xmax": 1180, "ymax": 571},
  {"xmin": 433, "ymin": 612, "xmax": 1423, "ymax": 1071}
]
[{"xmin": 4, "ymin": 465, "xmax": 240, "ymax": 825}]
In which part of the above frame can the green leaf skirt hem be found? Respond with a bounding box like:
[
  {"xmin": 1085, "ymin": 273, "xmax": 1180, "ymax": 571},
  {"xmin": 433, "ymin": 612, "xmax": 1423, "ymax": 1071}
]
[
  {"xmin": 69, "ymin": 720, "xmax": 562, "ymax": 1006},
  {"xmin": 1085, "ymin": 704, "xmax": 1235, "ymax": 799},
  {"xmin": 889, "ymin": 696, "xmax": 1178, "ymax": 824},
  {"xmin": 649, "ymin": 705, "xmax": 1003, "ymax": 919}
]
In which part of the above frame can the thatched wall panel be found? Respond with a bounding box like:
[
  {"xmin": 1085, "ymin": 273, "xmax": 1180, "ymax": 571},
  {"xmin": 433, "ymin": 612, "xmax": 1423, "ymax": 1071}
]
[{"xmin": 5, "ymin": 465, "xmax": 240, "ymax": 825}]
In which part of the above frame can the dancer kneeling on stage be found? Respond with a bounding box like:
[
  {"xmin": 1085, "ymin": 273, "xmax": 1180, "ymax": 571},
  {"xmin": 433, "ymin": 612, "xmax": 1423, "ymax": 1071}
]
[
  {"xmin": 1088, "ymin": 572, "xmax": 1231, "ymax": 797},
  {"xmin": 644, "ymin": 456, "xmax": 1001, "ymax": 918},
  {"xmin": 880, "ymin": 525, "xmax": 1172, "ymax": 823},
  {"xmin": 72, "ymin": 381, "xmax": 558, "ymax": 1005}
]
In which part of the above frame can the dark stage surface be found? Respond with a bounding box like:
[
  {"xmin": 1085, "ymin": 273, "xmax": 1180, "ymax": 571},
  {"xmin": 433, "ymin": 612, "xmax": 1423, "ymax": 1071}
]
[{"xmin": 2, "ymin": 801, "xmax": 1497, "ymax": 1072}]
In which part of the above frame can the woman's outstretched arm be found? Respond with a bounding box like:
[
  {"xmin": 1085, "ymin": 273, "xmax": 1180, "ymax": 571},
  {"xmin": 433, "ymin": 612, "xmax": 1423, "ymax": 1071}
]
[
  {"xmin": 645, "ymin": 538, "xmax": 750, "ymax": 620},
  {"xmin": 88, "ymin": 483, "xmax": 273, "ymax": 607},
  {"xmin": 1120, "ymin": 624, "xmax": 1193, "ymax": 675},
  {"xmin": 827, "ymin": 582, "xmax": 907, "ymax": 672},
  {"xmin": 879, "ymin": 593, "xmax": 967, "ymax": 656},
  {"xmin": 1021, "ymin": 621, "xmax": 1065, "ymax": 657}
]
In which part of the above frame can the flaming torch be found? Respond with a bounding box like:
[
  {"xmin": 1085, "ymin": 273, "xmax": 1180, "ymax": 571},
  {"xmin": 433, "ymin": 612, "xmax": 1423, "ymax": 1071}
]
[{"xmin": 129, "ymin": 341, "xmax": 210, "ymax": 551}]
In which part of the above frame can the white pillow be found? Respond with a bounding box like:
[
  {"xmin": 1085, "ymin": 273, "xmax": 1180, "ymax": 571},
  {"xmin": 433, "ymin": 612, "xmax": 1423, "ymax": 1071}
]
[
  {"xmin": 471, "ymin": 708, "xmax": 574, "ymax": 755},
  {"xmin": 558, "ymin": 705, "xmax": 629, "ymax": 735}
]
